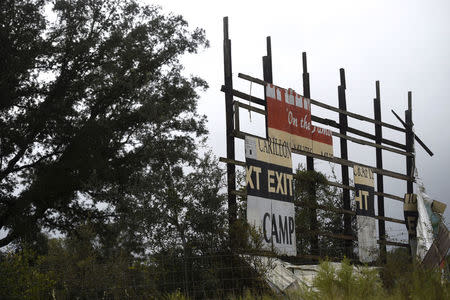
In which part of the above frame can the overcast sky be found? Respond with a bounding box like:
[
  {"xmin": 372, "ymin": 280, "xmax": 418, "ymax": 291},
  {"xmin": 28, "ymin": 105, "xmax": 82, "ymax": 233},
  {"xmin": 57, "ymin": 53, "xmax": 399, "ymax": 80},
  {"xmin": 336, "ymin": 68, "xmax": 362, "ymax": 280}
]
[{"xmin": 148, "ymin": 0, "xmax": 450, "ymax": 243}]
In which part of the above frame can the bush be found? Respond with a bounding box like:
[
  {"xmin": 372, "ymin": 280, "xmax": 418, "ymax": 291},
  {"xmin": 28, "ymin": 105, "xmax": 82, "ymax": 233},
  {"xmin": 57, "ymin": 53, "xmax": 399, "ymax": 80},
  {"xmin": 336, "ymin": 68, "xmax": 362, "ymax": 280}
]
[{"xmin": 0, "ymin": 248, "xmax": 55, "ymax": 299}]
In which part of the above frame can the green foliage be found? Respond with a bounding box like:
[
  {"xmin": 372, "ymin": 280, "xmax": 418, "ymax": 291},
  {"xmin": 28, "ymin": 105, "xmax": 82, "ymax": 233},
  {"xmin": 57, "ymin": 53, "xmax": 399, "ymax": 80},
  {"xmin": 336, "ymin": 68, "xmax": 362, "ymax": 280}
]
[
  {"xmin": 381, "ymin": 248, "xmax": 450, "ymax": 300},
  {"xmin": 39, "ymin": 225, "xmax": 158, "ymax": 299},
  {"xmin": 0, "ymin": 0, "xmax": 208, "ymax": 248},
  {"xmin": 0, "ymin": 248, "xmax": 55, "ymax": 299},
  {"xmin": 284, "ymin": 254, "xmax": 450, "ymax": 300},
  {"xmin": 306, "ymin": 258, "xmax": 384, "ymax": 300},
  {"xmin": 294, "ymin": 166, "xmax": 356, "ymax": 258}
]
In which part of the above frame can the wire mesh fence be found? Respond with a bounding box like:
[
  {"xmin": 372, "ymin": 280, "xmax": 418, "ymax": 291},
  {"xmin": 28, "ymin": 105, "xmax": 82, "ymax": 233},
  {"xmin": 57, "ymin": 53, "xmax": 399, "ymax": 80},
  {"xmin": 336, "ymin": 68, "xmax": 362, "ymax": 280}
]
[{"xmin": 0, "ymin": 251, "xmax": 274, "ymax": 299}]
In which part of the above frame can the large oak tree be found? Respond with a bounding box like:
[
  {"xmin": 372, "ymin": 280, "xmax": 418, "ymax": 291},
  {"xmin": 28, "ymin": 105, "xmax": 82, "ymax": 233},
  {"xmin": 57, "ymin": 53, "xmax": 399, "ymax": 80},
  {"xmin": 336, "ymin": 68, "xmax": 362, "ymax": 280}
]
[{"xmin": 0, "ymin": 0, "xmax": 209, "ymax": 247}]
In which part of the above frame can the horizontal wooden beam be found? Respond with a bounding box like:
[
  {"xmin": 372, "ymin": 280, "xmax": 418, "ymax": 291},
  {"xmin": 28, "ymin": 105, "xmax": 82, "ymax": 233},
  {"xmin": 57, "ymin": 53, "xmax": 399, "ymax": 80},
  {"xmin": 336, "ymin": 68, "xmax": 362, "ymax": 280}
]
[
  {"xmin": 237, "ymin": 73, "xmax": 266, "ymax": 85},
  {"xmin": 298, "ymin": 229, "xmax": 407, "ymax": 247},
  {"xmin": 230, "ymin": 189, "xmax": 245, "ymax": 197},
  {"xmin": 326, "ymin": 180, "xmax": 404, "ymax": 202},
  {"xmin": 377, "ymin": 240, "xmax": 409, "ymax": 248},
  {"xmin": 221, "ymin": 85, "xmax": 265, "ymax": 106},
  {"xmin": 298, "ymin": 230, "xmax": 357, "ymax": 240},
  {"xmin": 221, "ymin": 86, "xmax": 408, "ymax": 151},
  {"xmin": 220, "ymin": 156, "xmax": 408, "ymax": 201},
  {"xmin": 295, "ymin": 202, "xmax": 405, "ymax": 224},
  {"xmin": 312, "ymin": 115, "xmax": 407, "ymax": 150},
  {"xmin": 237, "ymin": 73, "xmax": 406, "ymax": 133},
  {"xmin": 234, "ymin": 101, "xmax": 410, "ymax": 157},
  {"xmin": 332, "ymin": 131, "xmax": 412, "ymax": 157},
  {"xmin": 219, "ymin": 157, "xmax": 245, "ymax": 167},
  {"xmin": 230, "ymin": 189, "xmax": 406, "ymax": 224},
  {"xmin": 290, "ymin": 147, "xmax": 412, "ymax": 181},
  {"xmin": 238, "ymin": 249, "xmax": 356, "ymax": 263},
  {"xmin": 234, "ymin": 101, "xmax": 266, "ymax": 115},
  {"xmin": 391, "ymin": 109, "xmax": 434, "ymax": 156}
]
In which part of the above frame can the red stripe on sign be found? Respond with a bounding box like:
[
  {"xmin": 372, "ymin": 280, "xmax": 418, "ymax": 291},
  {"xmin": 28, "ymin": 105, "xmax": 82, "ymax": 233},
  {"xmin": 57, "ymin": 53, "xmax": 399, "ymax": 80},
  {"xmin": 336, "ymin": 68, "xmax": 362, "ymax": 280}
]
[
  {"xmin": 266, "ymin": 84, "xmax": 311, "ymax": 140},
  {"xmin": 266, "ymin": 83, "xmax": 333, "ymax": 154},
  {"xmin": 312, "ymin": 126, "xmax": 333, "ymax": 145}
]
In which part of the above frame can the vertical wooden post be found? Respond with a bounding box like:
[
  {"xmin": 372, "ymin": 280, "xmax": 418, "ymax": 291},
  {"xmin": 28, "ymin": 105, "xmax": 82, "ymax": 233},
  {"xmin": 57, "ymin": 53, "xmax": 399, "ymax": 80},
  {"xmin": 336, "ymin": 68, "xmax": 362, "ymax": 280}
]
[
  {"xmin": 405, "ymin": 91, "xmax": 415, "ymax": 256},
  {"xmin": 263, "ymin": 37, "xmax": 273, "ymax": 83},
  {"xmin": 302, "ymin": 52, "xmax": 319, "ymax": 256},
  {"xmin": 302, "ymin": 53, "xmax": 313, "ymax": 173},
  {"xmin": 223, "ymin": 17, "xmax": 237, "ymax": 242},
  {"xmin": 338, "ymin": 68, "xmax": 353, "ymax": 258},
  {"xmin": 263, "ymin": 37, "xmax": 273, "ymax": 139},
  {"xmin": 374, "ymin": 81, "xmax": 386, "ymax": 262}
]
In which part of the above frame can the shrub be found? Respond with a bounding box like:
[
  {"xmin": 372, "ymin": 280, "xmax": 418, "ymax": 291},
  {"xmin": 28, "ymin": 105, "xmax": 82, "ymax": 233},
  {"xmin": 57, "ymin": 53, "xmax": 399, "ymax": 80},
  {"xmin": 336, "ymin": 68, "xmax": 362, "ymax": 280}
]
[{"xmin": 0, "ymin": 248, "xmax": 55, "ymax": 299}]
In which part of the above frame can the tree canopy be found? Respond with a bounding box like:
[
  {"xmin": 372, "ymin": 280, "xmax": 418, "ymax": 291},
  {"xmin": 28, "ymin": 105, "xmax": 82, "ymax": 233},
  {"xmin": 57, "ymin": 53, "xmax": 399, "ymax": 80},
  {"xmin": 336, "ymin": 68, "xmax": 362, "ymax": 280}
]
[{"xmin": 0, "ymin": 0, "xmax": 209, "ymax": 248}]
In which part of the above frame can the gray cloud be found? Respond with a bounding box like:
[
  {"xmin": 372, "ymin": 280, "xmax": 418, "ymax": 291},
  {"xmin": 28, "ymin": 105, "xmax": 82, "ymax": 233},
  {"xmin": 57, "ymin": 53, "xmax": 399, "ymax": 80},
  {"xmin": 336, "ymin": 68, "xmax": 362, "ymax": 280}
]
[{"xmin": 149, "ymin": 0, "xmax": 450, "ymax": 242}]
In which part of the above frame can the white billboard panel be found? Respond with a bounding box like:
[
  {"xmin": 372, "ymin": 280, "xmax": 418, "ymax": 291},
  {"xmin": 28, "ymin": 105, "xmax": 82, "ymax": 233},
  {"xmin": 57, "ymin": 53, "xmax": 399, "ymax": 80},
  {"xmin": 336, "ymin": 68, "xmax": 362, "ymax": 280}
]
[
  {"xmin": 353, "ymin": 165, "xmax": 378, "ymax": 263},
  {"xmin": 245, "ymin": 135, "xmax": 296, "ymax": 256}
]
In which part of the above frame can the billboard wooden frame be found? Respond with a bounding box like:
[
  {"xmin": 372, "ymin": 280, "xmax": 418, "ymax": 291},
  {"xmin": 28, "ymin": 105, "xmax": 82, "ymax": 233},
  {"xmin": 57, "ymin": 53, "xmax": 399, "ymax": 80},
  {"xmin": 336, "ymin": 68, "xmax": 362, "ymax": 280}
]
[{"xmin": 220, "ymin": 17, "xmax": 432, "ymax": 262}]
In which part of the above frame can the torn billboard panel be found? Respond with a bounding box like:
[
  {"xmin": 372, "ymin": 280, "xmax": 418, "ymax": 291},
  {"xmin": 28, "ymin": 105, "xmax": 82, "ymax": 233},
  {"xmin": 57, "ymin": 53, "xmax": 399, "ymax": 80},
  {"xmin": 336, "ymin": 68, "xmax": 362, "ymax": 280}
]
[
  {"xmin": 245, "ymin": 135, "xmax": 296, "ymax": 256},
  {"xmin": 404, "ymin": 193, "xmax": 418, "ymax": 239},
  {"xmin": 265, "ymin": 84, "xmax": 333, "ymax": 157},
  {"xmin": 353, "ymin": 165, "xmax": 377, "ymax": 263}
]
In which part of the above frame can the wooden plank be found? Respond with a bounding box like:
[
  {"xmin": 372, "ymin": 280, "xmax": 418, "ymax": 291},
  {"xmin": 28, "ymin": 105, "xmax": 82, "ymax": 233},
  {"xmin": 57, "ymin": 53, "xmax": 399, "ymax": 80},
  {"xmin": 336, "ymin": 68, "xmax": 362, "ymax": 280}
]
[
  {"xmin": 377, "ymin": 240, "xmax": 409, "ymax": 248},
  {"xmin": 422, "ymin": 224, "xmax": 450, "ymax": 268},
  {"xmin": 338, "ymin": 69, "xmax": 353, "ymax": 259},
  {"xmin": 405, "ymin": 93, "xmax": 415, "ymax": 257},
  {"xmin": 238, "ymin": 72, "xmax": 266, "ymax": 85},
  {"xmin": 374, "ymin": 81, "xmax": 386, "ymax": 262},
  {"xmin": 219, "ymin": 157, "xmax": 245, "ymax": 167},
  {"xmin": 237, "ymin": 72, "xmax": 406, "ymax": 133},
  {"xmin": 229, "ymin": 96, "xmax": 409, "ymax": 156},
  {"xmin": 302, "ymin": 52, "xmax": 318, "ymax": 256},
  {"xmin": 240, "ymin": 249, "xmax": 352, "ymax": 263},
  {"xmin": 233, "ymin": 101, "xmax": 240, "ymax": 133},
  {"xmin": 235, "ymin": 101, "xmax": 266, "ymax": 116},
  {"xmin": 312, "ymin": 115, "xmax": 407, "ymax": 150},
  {"xmin": 391, "ymin": 109, "xmax": 434, "ymax": 156},
  {"xmin": 230, "ymin": 190, "xmax": 245, "ymax": 197},
  {"xmin": 220, "ymin": 85, "xmax": 265, "ymax": 106},
  {"xmin": 219, "ymin": 86, "xmax": 409, "ymax": 151},
  {"xmin": 234, "ymin": 98, "xmax": 411, "ymax": 156},
  {"xmin": 405, "ymin": 93, "xmax": 414, "ymax": 195},
  {"xmin": 223, "ymin": 17, "xmax": 237, "ymax": 233},
  {"xmin": 332, "ymin": 131, "xmax": 412, "ymax": 157},
  {"xmin": 291, "ymin": 147, "xmax": 413, "ymax": 181},
  {"xmin": 310, "ymin": 98, "xmax": 405, "ymax": 132},
  {"xmin": 220, "ymin": 157, "xmax": 405, "ymax": 203},
  {"xmin": 296, "ymin": 199, "xmax": 405, "ymax": 224},
  {"xmin": 326, "ymin": 180, "xmax": 404, "ymax": 202},
  {"xmin": 225, "ymin": 130, "xmax": 414, "ymax": 181},
  {"xmin": 300, "ymin": 230, "xmax": 357, "ymax": 241}
]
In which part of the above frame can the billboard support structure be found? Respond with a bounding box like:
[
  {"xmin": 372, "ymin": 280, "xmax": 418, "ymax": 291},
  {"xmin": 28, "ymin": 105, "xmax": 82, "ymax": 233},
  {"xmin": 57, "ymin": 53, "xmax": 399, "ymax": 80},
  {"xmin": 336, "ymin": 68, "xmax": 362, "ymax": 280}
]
[
  {"xmin": 338, "ymin": 69, "xmax": 353, "ymax": 259},
  {"xmin": 222, "ymin": 17, "xmax": 237, "ymax": 247},
  {"xmin": 221, "ymin": 17, "xmax": 432, "ymax": 262},
  {"xmin": 302, "ymin": 52, "xmax": 319, "ymax": 256},
  {"xmin": 405, "ymin": 92, "xmax": 415, "ymax": 256},
  {"xmin": 374, "ymin": 81, "xmax": 387, "ymax": 262}
]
